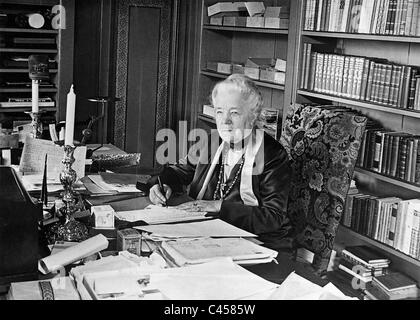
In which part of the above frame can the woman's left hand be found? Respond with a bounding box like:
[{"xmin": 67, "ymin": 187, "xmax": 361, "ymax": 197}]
[{"xmin": 175, "ymin": 200, "xmax": 222, "ymax": 215}]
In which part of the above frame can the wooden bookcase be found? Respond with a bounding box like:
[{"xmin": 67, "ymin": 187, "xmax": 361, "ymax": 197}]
[
  {"xmin": 194, "ymin": 0, "xmax": 293, "ymax": 140},
  {"xmin": 289, "ymin": 0, "xmax": 420, "ymax": 282},
  {"xmin": 0, "ymin": 0, "xmax": 74, "ymax": 129}
]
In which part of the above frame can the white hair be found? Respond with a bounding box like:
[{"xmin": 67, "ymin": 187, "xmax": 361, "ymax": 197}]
[{"xmin": 211, "ymin": 74, "xmax": 264, "ymax": 127}]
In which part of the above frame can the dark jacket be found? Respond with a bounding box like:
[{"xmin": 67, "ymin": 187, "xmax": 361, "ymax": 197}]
[{"xmin": 149, "ymin": 132, "xmax": 293, "ymax": 249}]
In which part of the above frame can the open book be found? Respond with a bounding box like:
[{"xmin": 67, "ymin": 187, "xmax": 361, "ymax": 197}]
[{"xmin": 115, "ymin": 205, "xmax": 211, "ymax": 224}]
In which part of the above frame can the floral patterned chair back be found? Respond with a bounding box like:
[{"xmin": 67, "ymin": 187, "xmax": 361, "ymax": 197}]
[{"xmin": 280, "ymin": 103, "xmax": 367, "ymax": 275}]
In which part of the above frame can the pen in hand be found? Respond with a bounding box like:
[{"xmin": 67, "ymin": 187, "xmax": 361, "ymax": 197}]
[{"xmin": 157, "ymin": 176, "xmax": 167, "ymax": 207}]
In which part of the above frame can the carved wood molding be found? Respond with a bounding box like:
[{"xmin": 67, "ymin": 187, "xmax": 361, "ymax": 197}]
[{"xmin": 114, "ymin": 0, "xmax": 171, "ymax": 151}]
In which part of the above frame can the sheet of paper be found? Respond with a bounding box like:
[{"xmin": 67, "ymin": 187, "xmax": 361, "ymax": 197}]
[
  {"xmin": 134, "ymin": 218, "xmax": 257, "ymax": 238},
  {"xmin": 38, "ymin": 234, "xmax": 108, "ymax": 274},
  {"xmin": 160, "ymin": 237, "xmax": 277, "ymax": 266},
  {"xmin": 268, "ymin": 272, "xmax": 358, "ymax": 300},
  {"xmin": 19, "ymin": 137, "xmax": 86, "ymax": 180},
  {"xmin": 115, "ymin": 205, "xmax": 210, "ymax": 224},
  {"xmin": 88, "ymin": 174, "xmax": 139, "ymax": 193},
  {"xmin": 150, "ymin": 258, "xmax": 278, "ymax": 300}
]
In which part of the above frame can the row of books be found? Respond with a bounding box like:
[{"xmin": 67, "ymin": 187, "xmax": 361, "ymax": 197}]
[
  {"xmin": 338, "ymin": 245, "xmax": 390, "ymax": 284},
  {"xmin": 304, "ymin": 0, "xmax": 420, "ymax": 36},
  {"xmin": 356, "ymin": 128, "xmax": 420, "ymax": 184},
  {"xmin": 300, "ymin": 44, "xmax": 420, "ymax": 109},
  {"xmin": 342, "ymin": 189, "xmax": 420, "ymax": 260}
]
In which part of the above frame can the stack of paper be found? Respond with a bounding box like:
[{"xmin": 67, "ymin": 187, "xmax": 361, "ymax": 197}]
[
  {"xmin": 115, "ymin": 205, "xmax": 210, "ymax": 224},
  {"xmin": 158, "ymin": 237, "xmax": 278, "ymax": 267},
  {"xmin": 84, "ymin": 173, "xmax": 144, "ymax": 195}
]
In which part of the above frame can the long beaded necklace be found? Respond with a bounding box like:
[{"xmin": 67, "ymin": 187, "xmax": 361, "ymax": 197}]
[{"xmin": 213, "ymin": 151, "xmax": 245, "ymax": 200}]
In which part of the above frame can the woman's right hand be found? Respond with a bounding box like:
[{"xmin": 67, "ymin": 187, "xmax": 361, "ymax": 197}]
[{"xmin": 149, "ymin": 184, "xmax": 172, "ymax": 206}]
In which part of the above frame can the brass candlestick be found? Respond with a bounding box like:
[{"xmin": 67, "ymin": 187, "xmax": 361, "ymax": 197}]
[
  {"xmin": 56, "ymin": 145, "xmax": 88, "ymax": 242},
  {"xmin": 25, "ymin": 111, "xmax": 44, "ymax": 139}
]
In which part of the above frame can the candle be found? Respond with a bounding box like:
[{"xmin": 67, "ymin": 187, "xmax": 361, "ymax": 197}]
[
  {"xmin": 64, "ymin": 85, "xmax": 76, "ymax": 146},
  {"xmin": 31, "ymin": 80, "xmax": 39, "ymax": 113}
]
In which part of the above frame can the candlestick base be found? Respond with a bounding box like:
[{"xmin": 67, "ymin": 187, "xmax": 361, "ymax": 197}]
[
  {"xmin": 25, "ymin": 111, "xmax": 45, "ymax": 139},
  {"xmin": 54, "ymin": 144, "xmax": 89, "ymax": 242}
]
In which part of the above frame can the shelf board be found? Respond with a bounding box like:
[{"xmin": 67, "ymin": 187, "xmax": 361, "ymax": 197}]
[
  {"xmin": 354, "ymin": 167, "xmax": 420, "ymax": 193},
  {"xmin": 0, "ymin": 48, "xmax": 58, "ymax": 53},
  {"xmin": 201, "ymin": 70, "xmax": 285, "ymax": 90},
  {"xmin": 198, "ymin": 113, "xmax": 216, "ymax": 124},
  {"xmin": 0, "ymin": 107, "xmax": 56, "ymax": 113},
  {"xmin": 338, "ymin": 226, "xmax": 420, "ymax": 267},
  {"xmin": 0, "ymin": 88, "xmax": 57, "ymax": 92},
  {"xmin": 0, "ymin": 27, "xmax": 58, "ymax": 34},
  {"xmin": 297, "ymin": 90, "xmax": 420, "ymax": 118},
  {"xmin": 0, "ymin": 69, "xmax": 58, "ymax": 73},
  {"xmin": 203, "ymin": 24, "xmax": 288, "ymax": 35},
  {"xmin": 302, "ymin": 31, "xmax": 420, "ymax": 43}
]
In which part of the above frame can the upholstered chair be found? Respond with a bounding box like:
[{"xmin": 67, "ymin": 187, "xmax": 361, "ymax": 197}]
[{"xmin": 280, "ymin": 103, "xmax": 367, "ymax": 276}]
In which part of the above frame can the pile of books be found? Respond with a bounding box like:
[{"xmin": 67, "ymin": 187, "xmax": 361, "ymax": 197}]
[
  {"xmin": 304, "ymin": 0, "xmax": 420, "ymax": 37},
  {"xmin": 338, "ymin": 245, "xmax": 390, "ymax": 285},
  {"xmin": 364, "ymin": 271, "xmax": 420, "ymax": 300}
]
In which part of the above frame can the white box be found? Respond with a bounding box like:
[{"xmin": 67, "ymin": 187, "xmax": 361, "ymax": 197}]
[
  {"xmin": 244, "ymin": 66, "xmax": 260, "ymax": 79},
  {"xmin": 217, "ymin": 62, "xmax": 232, "ymax": 74},
  {"xmin": 203, "ymin": 105, "xmax": 215, "ymax": 118},
  {"xmin": 208, "ymin": 2, "xmax": 246, "ymax": 17},
  {"xmin": 91, "ymin": 205, "xmax": 115, "ymax": 229},
  {"xmin": 246, "ymin": 16, "xmax": 264, "ymax": 28},
  {"xmin": 274, "ymin": 58, "xmax": 287, "ymax": 72}
]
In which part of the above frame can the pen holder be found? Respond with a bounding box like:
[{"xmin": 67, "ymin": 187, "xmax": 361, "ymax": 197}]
[
  {"xmin": 25, "ymin": 111, "xmax": 45, "ymax": 139},
  {"xmin": 55, "ymin": 145, "xmax": 88, "ymax": 242}
]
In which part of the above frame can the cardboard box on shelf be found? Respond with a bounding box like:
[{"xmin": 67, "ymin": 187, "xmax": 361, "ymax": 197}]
[
  {"xmin": 246, "ymin": 16, "xmax": 264, "ymax": 28},
  {"xmin": 210, "ymin": 17, "xmax": 223, "ymax": 25},
  {"xmin": 244, "ymin": 66, "xmax": 260, "ymax": 80},
  {"xmin": 274, "ymin": 58, "xmax": 287, "ymax": 72},
  {"xmin": 232, "ymin": 63, "xmax": 245, "ymax": 74},
  {"xmin": 259, "ymin": 68, "xmax": 286, "ymax": 85},
  {"xmin": 244, "ymin": 2, "xmax": 265, "ymax": 16},
  {"xmin": 246, "ymin": 57, "xmax": 275, "ymax": 69},
  {"xmin": 217, "ymin": 62, "xmax": 232, "ymax": 74},
  {"xmin": 207, "ymin": 2, "xmax": 247, "ymax": 17},
  {"xmin": 203, "ymin": 105, "xmax": 215, "ymax": 118},
  {"xmin": 223, "ymin": 16, "xmax": 247, "ymax": 27},
  {"xmin": 263, "ymin": 7, "xmax": 289, "ymax": 29}
]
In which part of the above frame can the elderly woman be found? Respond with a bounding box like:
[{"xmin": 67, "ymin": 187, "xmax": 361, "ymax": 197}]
[{"xmin": 149, "ymin": 74, "xmax": 292, "ymax": 249}]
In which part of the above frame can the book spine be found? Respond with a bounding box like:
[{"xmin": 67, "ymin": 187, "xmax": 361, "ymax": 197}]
[
  {"xmin": 309, "ymin": 53, "xmax": 317, "ymax": 91},
  {"xmin": 360, "ymin": 59, "xmax": 370, "ymax": 100},
  {"xmin": 405, "ymin": 0, "xmax": 415, "ymax": 35},
  {"xmin": 397, "ymin": 137, "xmax": 409, "ymax": 180},
  {"xmin": 390, "ymin": 135, "xmax": 401, "ymax": 177},
  {"xmin": 304, "ymin": 43, "xmax": 313, "ymax": 90},
  {"xmin": 358, "ymin": 130, "xmax": 368, "ymax": 166},
  {"xmin": 342, "ymin": 56, "xmax": 351, "ymax": 97},
  {"xmin": 373, "ymin": 132, "xmax": 384, "ymax": 172},
  {"xmin": 377, "ymin": 64, "xmax": 387, "ymax": 104},
  {"xmin": 385, "ymin": 133, "xmax": 394, "ymax": 176},
  {"xmin": 366, "ymin": 61, "xmax": 376, "ymax": 101},
  {"xmin": 381, "ymin": 0, "xmax": 391, "ymax": 34},
  {"xmin": 405, "ymin": 139, "xmax": 415, "ymax": 181},
  {"xmin": 383, "ymin": 65, "xmax": 393, "ymax": 105},
  {"xmin": 407, "ymin": 68, "xmax": 418, "ymax": 109},
  {"xmin": 300, "ymin": 43, "xmax": 308, "ymax": 89},
  {"xmin": 410, "ymin": 138, "xmax": 419, "ymax": 182},
  {"xmin": 381, "ymin": 133, "xmax": 391, "ymax": 174},
  {"xmin": 410, "ymin": 0, "xmax": 420, "ymax": 35}
]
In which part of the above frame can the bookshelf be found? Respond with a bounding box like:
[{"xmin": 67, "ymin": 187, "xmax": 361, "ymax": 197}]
[
  {"xmin": 0, "ymin": 0, "xmax": 74, "ymax": 129},
  {"xmin": 291, "ymin": 0, "xmax": 420, "ymax": 282},
  {"xmin": 194, "ymin": 0, "xmax": 292, "ymax": 140}
]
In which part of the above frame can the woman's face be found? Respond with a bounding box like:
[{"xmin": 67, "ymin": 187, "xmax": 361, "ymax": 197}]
[{"xmin": 214, "ymin": 84, "xmax": 254, "ymax": 144}]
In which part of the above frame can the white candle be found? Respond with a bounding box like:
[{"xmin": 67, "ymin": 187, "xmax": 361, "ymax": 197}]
[
  {"xmin": 31, "ymin": 80, "xmax": 39, "ymax": 113},
  {"xmin": 64, "ymin": 85, "xmax": 76, "ymax": 146}
]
